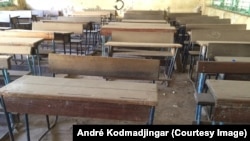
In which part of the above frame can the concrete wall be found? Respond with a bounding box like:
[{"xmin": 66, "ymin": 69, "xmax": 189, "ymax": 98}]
[
  {"xmin": 203, "ymin": 6, "xmax": 250, "ymax": 29},
  {"xmin": 24, "ymin": 0, "xmax": 202, "ymax": 16}
]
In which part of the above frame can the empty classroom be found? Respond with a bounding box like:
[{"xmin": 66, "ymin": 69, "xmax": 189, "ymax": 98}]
[{"xmin": 0, "ymin": 0, "xmax": 250, "ymax": 140}]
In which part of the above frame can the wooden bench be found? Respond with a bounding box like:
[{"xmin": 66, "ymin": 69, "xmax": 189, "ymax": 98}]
[
  {"xmin": 48, "ymin": 53, "xmax": 160, "ymax": 82},
  {"xmin": 195, "ymin": 61, "xmax": 250, "ymax": 124}
]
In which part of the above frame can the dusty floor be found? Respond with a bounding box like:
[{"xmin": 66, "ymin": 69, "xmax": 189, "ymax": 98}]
[{"xmin": 1, "ymin": 49, "xmax": 198, "ymax": 140}]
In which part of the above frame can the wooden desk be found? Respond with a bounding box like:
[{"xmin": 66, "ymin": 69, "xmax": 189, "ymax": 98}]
[
  {"xmin": 105, "ymin": 41, "xmax": 182, "ymax": 79},
  {"xmin": 206, "ymin": 79, "xmax": 250, "ymax": 123},
  {"xmin": 196, "ymin": 41, "xmax": 250, "ymax": 60},
  {"xmin": 0, "ymin": 37, "xmax": 44, "ymax": 75},
  {"xmin": 100, "ymin": 24, "xmax": 176, "ymax": 36},
  {"xmin": 32, "ymin": 22, "xmax": 83, "ymax": 54},
  {"xmin": 1, "ymin": 75, "xmax": 158, "ymax": 140},
  {"xmin": 122, "ymin": 19, "xmax": 167, "ymax": 23}
]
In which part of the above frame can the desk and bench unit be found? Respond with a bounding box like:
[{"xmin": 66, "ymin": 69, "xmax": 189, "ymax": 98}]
[{"xmin": 1, "ymin": 53, "xmax": 159, "ymax": 141}]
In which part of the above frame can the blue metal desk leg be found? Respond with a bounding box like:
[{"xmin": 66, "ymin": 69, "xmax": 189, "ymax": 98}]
[
  {"xmin": 24, "ymin": 114, "xmax": 31, "ymax": 141},
  {"xmin": 1, "ymin": 95, "xmax": 15, "ymax": 141},
  {"xmin": 147, "ymin": 106, "xmax": 155, "ymax": 125},
  {"xmin": 35, "ymin": 48, "xmax": 41, "ymax": 76},
  {"xmin": 195, "ymin": 73, "xmax": 206, "ymax": 124}
]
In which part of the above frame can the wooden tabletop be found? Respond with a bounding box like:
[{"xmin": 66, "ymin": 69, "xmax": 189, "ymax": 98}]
[
  {"xmin": 122, "ymin": 19, "xmax": 167, "ymax": 23},
  {"xmin": 41, "ymin": 19, "xmax": 88, "ymax": 25},
  {"xmin": 108, "ymin": 22, "xmax": 170, "ymax": 26},
  {"xmin": 206, "ymin": 79, "xmax": 250, "ymax": 103},
  {"xmin": 0, "ymin": 37, "xmax": 44, "ymax": 46},
  {"xmin": 214, "ymin": 56, "xmax": 250, "ymax": 62},
  {"xmin": 102, "ymin": 24, "xmax": 175, "ymax": 30},
  {"xmin": 196, "ymin": 40, "xmax": 250, "ymax": 46},
  {"xmin": 105, "ymin": 41, "xmax": 182, "ymax": 48},
  {"xmin": 0, "ymin": 75, "xmax": 158, "ymax": 106},
  {"xmin": 3, "ymin": 29, "xmax": 55, "ymax": 40}
]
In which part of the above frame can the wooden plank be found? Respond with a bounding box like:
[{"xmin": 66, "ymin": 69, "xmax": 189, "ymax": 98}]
[
  {"xmin": 206, "ymin": 43, "xmax": 250, "ymax": 59},
  {"xmin": 0, "ymin": 75, "xmax": 157, "ymax": 122},
  {"xmin": 1, "ymin": 75, "xmax": 157, "ymax": 106},
  {"xmin": 176, "ymin": 16, "xmax": 219, "ymax": 23},
  {"xmin": 113, "ymin": 50, "xmax": 173, "ymax": 57},
  {"xmin": 104, "ymin": 23, "xmax": 171, "ymax": 27},
  {"xmin": 167, "ymin": 12, "xmax": 202, "ymax": 21},
  {"xmin": 111, "ymin": 31, "xmax": 174, "ymax": 43},
  {"xmin": 32, "ymin": 22, "xmax": 83, "ymax": 34},
  {"xmin": 197, "ymin": 61, "xmax": 250, "ymax": 74},
  {"xmin": 125, "ymin": 10, "xmax": 164, "ymax": 15},
  {"xmin": 4, "ymin": 96, "xmax": 151, "ymax": 122},
  {"xmin": 69, "ymin": 12, "xmax": 110, "ymax": 17},
  {"xmin": 0, "ymin": 37, "xmax": 44, "ymax": 46},
  {"xmin": 41, "ymin": 19, "xmax": 88, "ymax": 25},
  {"xmin": 178, "ymin": 18, "xmax": 231, "ymax": 25},
  {"xmin": 190, "ymin": 30, "xmax": 250, "ymax": 42},
  {"xmin": 185, "ymin": 24, "xmax": 247, "ymax": 31},
  {"xmin": 105, "ymin": 41, "xmax": 182, "ymax": 48},
  {"xmin": 101, "ymin": 25, "xmax": 176, "ymax": 36},
  {"xmin": 0, "ymin": 30, "xmax": 54, "ymax": 40},
  {"xmin": 108, "ymin": 22, "xmax": 170, "ymax": 26},
  {"xmin": 57, "ymin": 16, "xmax": 102, "ymax": 23},
  {"xmin": 121, "ymin": 19, "xmax": 167, "ymax": 23},
  {"xmin": 48, "ymin": 53, "xmax": 160, "ymax": 80},
  {"xmin": 123, "ymin": 14, "xmax": 165, "ymax": 20},
  {"xmin": 0, "ymin": 45, "xmax": 33, "ymax": 54}
]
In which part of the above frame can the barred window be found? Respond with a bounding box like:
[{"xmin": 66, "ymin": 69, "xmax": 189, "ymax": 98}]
[{"xmin": 211, "ymin": 0, "xmax": 250, "ymax": 16}]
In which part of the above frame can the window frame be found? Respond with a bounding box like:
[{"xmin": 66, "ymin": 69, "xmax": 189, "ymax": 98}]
[{"xmin": 211, "ymin": 0, "xmax": 250, "ymax": 16}]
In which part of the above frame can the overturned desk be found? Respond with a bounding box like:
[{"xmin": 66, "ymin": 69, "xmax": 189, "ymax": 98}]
[{"xmin": 1, "ymin": 75, "xmax": 158, "ymax": 141}]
